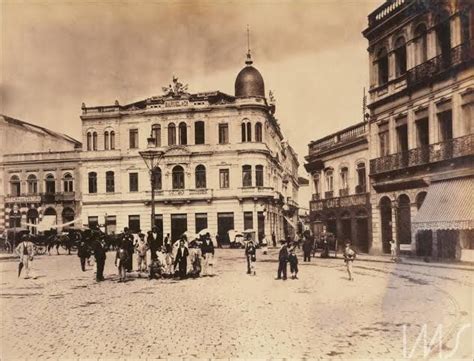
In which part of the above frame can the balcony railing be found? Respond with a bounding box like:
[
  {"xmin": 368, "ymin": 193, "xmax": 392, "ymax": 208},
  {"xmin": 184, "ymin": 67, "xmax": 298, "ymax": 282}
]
[
  {"xmin": 407, "ymin": 41, "xmax": 473, "ymax": 87},
  {"xmin": 310, "ymin": 193, "xmax": 370, "ymax": 212},
  {"xmin": 370, "ymin": 134, "xmax": 473, "ymax": 175},
  {"xmin": 309, "ymin": 122, "xmax": 367, "ymax": 155},
  {"xmin": 368, "ymin": 0, "xmax": 409, "ymax": 27},
  {"xmin": 355, "ymin": 184, "xmax": 367, "ymax": 194},
  {"xmin": 339, "ymin": 188, "xmax": 349, "ymax": 197},
  {"xmin": 55, "ymin": 192, "xmax": 76, "ymax": 202},
  {"xmin": 41, "ymin": 193, "xmax": 56, "ymax": 204},
  {"xmin": 325, "ymin": 191, "xmax": 334, "ymax": 199}
]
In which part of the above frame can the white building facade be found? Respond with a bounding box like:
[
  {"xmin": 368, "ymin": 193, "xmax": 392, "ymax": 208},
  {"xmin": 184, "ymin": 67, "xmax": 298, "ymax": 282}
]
[{"xmin": 80, "ymin": 55, "xmax": 300, "ymax": 243}]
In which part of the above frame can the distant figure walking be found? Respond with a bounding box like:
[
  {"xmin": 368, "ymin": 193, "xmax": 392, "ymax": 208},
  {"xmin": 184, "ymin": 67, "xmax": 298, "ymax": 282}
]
[
  {"xmin": 135, "ymin": 233, "xmax": 148, "ymax": 273},
  {"xmin": 201, "ymin": 233, "xmax": 215, "ymax": 276},
  {"xmin": 244, "ymin": 240, "xmax": 257, "ymax": 276},
  {"xmin": 91, "ymin": 237, "xmax": 106, "ymax": 282},
  {"xmin": 77, "ymin": 239, "xmax": 91, "ymax": 272},
  {"xmin": 288, "ymin": 246, "xmax": 299, "ymax": 279},
  {"xmin": 15, "ymin": 234, "xmax": 35, "ymax": 279},
  {"xmin": 276, "ymin": 240, "xmax": 288, "ymax": 280},
  {"xmin": 302, "ymin": 232, "xmax": 312, "ymax": 262},
  {"xmin": 115, "ymin": 239, "xmax": 129, "ymax": 282},
  {"xmin": 390, "ymin": 239, "xmax": 397, "ymax": 261},
  {"xmin": 174, "ymin": 239, "xmax": 189, "ymax": 279},
  {"xmin": 343, "ymin": 242, "xmax": 356, "ymax": 281}
]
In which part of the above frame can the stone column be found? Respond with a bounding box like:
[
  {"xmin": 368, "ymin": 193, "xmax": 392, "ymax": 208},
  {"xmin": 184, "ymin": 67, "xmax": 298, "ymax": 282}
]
[
  {"xmin": 407, "ymin": 110, "xmax": 416, "ymax": 150},
  {"xmin": 370, "ymin": 194, "xmax": 383, "ymax": 255},
  {"xmin": 428, "ymin": 101, "xmax": 439, "ymax": 144},
  {"xmin": 452, "ymin": 91, "xmax": 462, "ymax": 138},
  {"xmin": 410, "ymin": 202, "xmax": 418, "ymax": 254},
  {"xmin": 391, "ymin": 199, "xmax": 398, "ymax": 246}
]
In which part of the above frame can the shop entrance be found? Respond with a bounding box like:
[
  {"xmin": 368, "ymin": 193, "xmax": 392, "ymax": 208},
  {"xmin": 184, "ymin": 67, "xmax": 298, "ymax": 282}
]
[
  {"xmin": 171, "ymin": 214, "xmax": 187, "ymax": 242},
  {"xmin": 217, "ymin": 212, "xmax": 234, "ymax": 245}
]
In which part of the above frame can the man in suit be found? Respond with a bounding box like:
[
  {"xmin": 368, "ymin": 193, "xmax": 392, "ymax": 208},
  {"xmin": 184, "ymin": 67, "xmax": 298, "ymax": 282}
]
[
  {"xmin": 121, "ymin": 228, "xmax": 134, "ymax": 272},
  {"xmin": 276, "ymin": 240, "xmax": 288, "ymax": 280},
  {"xmin": 201, "ymin": 233, "xmax": 215, "ymax": 276},
  {"xmin": 90, "ymin": 235, "xmax": 106, "ymax": 282},
  {"xmin": 15, "ymin": 234, "xmax": 35, "ymax": 279},
  {"xmin": 174, "ymin": 239, "xmax": 189, "ymax": 279},
  {"xmin": 302, "ymin": 231, "xmax": 313, "ymax": 262}
]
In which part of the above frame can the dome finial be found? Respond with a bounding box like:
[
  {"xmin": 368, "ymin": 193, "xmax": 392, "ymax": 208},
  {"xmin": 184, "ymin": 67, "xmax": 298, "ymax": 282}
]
[{"xmin": 246, "ymin": 24, "xmax": 253, "ymax": 66}]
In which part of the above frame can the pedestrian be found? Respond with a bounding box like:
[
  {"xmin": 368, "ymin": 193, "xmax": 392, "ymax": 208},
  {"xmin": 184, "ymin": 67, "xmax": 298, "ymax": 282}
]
[
  {"xmin": 91, "ymin": 236, "xmax": 106, "ymax": 282},
  {"xmin": 164, "ymin": 233, "xmax": 171, "ymax": 254},
  {"xmin": 288, "ymin": 246, "xmax": 299, "ymax": 279},
  {"xmin": 121, "ymin": 228, "xmax": 134, "ymax": 272},
  {"xmin": 135, "ymin": 233, "xmax": 149, "ymax": 273},
  {"xmin": 272, "ymin": 232, "xmax": 276, "ymax": 248},
  {"xmin": 244, "ymin": 236, "xmax": 256, "ymax": 275},
  {"xmin": 174, "ymin": 239, "xmax": 189, "ymax": 279},
  {"xmin": 189, "ymin": 242, "xmax": 202, "ymax": 278},
  {"xmin": 390, "ymin": 239, "xmax": 397, "ymax": 261},
  {"xmin": 148, "ymin": 256, "xmax": 162, "ymax": 280},
  {"xmin": 201, "ymin": 233, "xmax": 215, "ymax": 276},
  {"xmin": 244, "ymin": 239, "xmax": 257, "ymax": 276},
  {"xmin": 77, "ymin": 238, "xmax": 91, "ymax": 272},
  {"xmin": 343, "ymin": 242, "xmax": 356, "ymax": 281},
  {"xmin": 302, "ymin": 232, "xmax": 312, "ymax": 262},
  {"xmin": 147, "ymin": 231, "xmax": 158, "ymax": 261},
  {"xmin": 115, "ymin": 240, "xmax": 128, "ymax": 282},
  {"xmin": 15, "ymin": 234, "xmax": 35, "ymax": 279},
  {"xmin": 261, "ymin": 234, "xmax": 268, "ymax": 255},
  {"xmin": 276, "ymin": 240, "xmax": 288, "ymax": 280},
  {"xmin": 216, "ymin": 233, "xmax": 222, "ymax": 248}
]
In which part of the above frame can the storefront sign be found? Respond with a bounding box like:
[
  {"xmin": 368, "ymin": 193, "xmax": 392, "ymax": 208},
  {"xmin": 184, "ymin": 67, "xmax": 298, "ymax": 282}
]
[
  {"xmin": 165, "ymin": 100, "xmax": 189, "ymax": 108},
  {"xmin": 5, "ymin": 195, "xmax": 41, "ymax": 204}
]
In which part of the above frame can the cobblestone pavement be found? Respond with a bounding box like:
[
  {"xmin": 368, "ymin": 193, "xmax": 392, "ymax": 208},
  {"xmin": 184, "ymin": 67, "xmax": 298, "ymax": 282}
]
[{"xmin": 1, "ymin": 249, "xmax": 472, "ymax": 360}]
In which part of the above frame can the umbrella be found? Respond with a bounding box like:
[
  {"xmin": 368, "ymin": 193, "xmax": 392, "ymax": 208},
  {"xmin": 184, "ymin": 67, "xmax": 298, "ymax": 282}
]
[
  {"xmin": 181, "ymin": 231, "xmax": 197, "ymax": 241},
  {"xmin": 18, "ymin": 261, "xmax": 24, "ymax": 278},
  {"xmin": 197, "ymin": 228, "xmax": 212, "ymax": 236}
]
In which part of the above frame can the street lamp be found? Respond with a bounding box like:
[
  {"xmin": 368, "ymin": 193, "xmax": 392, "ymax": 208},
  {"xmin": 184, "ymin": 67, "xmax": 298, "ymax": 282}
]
[{"xmin": 139, "ymin": 133, "xmax": 164, "ymax": 230}]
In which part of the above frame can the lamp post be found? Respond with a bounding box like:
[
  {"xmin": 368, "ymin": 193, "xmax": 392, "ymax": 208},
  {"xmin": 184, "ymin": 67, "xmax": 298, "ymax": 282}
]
[{"xmin": 139, "ymin": 134, "xmax": 164, "ymax": 230}]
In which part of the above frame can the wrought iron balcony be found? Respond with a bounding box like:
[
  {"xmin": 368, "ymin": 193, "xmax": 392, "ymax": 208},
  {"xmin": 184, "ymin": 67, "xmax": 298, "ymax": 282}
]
[
  {"xmin": 368, "ymin": 0, "xmax": 410, "ymax": 27},
  {"xmin": 339, "ymin": 188, "xmax": 349, "ymax": 197},
  {"xmin": 355, "ymin": 184, "xmax": 367, "ymax": 194},
  {"xmin": 55, "ymin": 192, "xmax": 76, "ymax": 202},
  {"xmin": 310, "ymin": 193, "xmax": 370, "ymax": 212},
  {"xmin": 325, "ymin": 191, "xmax": 334, "ymax": 199},
  {"xmin": 370, "ymin": 134, "xmax": 473, "ymax": 175},
  {"xmin": 407, "ymin": 41, "xmax": 473, "ymax": 87}
]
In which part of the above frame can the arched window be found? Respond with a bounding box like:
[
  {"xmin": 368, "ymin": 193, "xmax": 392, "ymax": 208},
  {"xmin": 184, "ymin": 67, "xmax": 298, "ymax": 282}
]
[
  {"xmin": 27, "ymin": 174, "xmax": 38, "ymax": 194},
  {"xmin": 414, "ymin": 24, "xmax": 427, "ymax": 65},
  {"xmin": 376, "ymin": 47, "xmax": 389, "ymax": 85},
  {"xmin": 172, "ymin": 166, "xmax": 185, "ymax": 189},
  {"xmin": 313, "ymin": 173, "xmax": 321, "ymax": 196},
  {"xmin": 10, "ymin": 175, "xmax": 21, "ymax": 196},
  {"xmin": 242, "ymin": 165, "xmax": 252, "ymax": 187},
  {"xmin": 110, "ymin": 131, "xmax": 115, "ymax": 150},
  {"xmin": 92, "ymin": 132, "xmax": 98, "ymax": 151},
  {"xmin": 356, "ymin": 162, "xmax": 366, "ymax": 193},
  {"xmin": 45, "ymin": 174, "xmax": 56, "ymax": 194},
  {"xmin": 179, "ymin": 122, "xmax": 187, "ymax": 145},
  {"xmin": 195, "ymin": 165, "xmax": 206, "ymax": 189},
  {"xmin": 152, "ymin": 167, "xmax": 162, "ymax": 190},
  {"xmin": 87, "ymin": 132, "xmax": 92, "ymax": 151},
  {"xmin": 104, "ymin": 131, "xmax": 110, "ymax": 150},
  {"xmin": 152, "ymin": 124, "xmax": 161, "ymax": 147},
  {"xmin": 256, "ymin": 165, "xmax": 264, "ymax": 187},
  {"xmin": 168, "ymin": 123, "xmax": 176, "ymax": 146},
  {"xmin": 255, "ymin": 122, "xmax": 263, "ymax": 142},
  {"xmin": 247, "ymin": 122, "xmax": 252, "ymax": 142},
  {"xmin": 88, "ymin": 172, "xmax": 97, "ymax": 194},
  {"xmin": 340, "ymin": 167, "xmax": 349, "ymax": 190},
  {"xmin": 435, "ymin": 10, "xmax": 451, "ymax": 63},
  {"xmin": 194, "ymin": 121, "xmax": 205, "ymax": 145},
  {"xmin": 63, "ymin": 173, "xmax": 74, "ymax": 193},
  {"xmin": 394, "ymin": 37, "xmax": 407, "ymax": 77},
  {"xmin": 241, "ymin": 123, "xmax": 246, "ymax": 142},
  {"xmin": 325, "ymin": 169, "xmax": 334, "ymax": 193},
  {"xmin": 106, "ymin": 171, "xmax": 115, "ymax": 193}
]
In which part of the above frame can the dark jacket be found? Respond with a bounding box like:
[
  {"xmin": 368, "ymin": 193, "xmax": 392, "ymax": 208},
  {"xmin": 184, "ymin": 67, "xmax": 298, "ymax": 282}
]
[
  {"xmin": 201, "ymin": 239, "xmax": 215, "ymax": 256},
  {"xmin": 278, "ymin": 245, "xmax": 288, "ymax": 261},
  {"xmin": 302, "ymin": 239, "xmax": 313, "ymax": 253},
  {"xmin": 174, "ymin": 246, "xmax": 189, "ymax": 266},
  {"xmin": 91, "ymin": 240, "xmax": 106, "ymax": 260}
]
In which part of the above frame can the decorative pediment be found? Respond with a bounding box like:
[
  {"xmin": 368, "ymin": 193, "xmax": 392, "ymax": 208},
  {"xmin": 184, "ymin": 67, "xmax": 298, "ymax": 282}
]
[{"xmin": 163, "ymin": 146, "xmax": 191, "ymax": 164}]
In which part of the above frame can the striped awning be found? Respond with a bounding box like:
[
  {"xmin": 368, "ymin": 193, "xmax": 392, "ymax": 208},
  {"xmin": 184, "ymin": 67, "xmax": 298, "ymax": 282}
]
[{"xmin": 412, "ymin": 177, "xmax": 473, "ymax": 232}]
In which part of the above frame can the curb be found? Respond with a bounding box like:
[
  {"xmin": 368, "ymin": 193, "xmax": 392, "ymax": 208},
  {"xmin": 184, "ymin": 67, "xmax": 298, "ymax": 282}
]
[{"xmin": 355, "ymin": 256, "xmax": 474, "ymax": 271}]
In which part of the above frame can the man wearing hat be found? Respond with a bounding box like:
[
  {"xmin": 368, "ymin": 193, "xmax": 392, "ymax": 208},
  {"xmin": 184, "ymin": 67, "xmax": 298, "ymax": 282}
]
[
  {"xmin": 343, "ymin": 241, "xmax": 356, "ymax": 281},
  {"xmin": 15, "ymin": 234, "xmax": 35, "ymax": 279},
  {"xmin": 276, "ymin": 239, "xmax": 289, "ymax": 280}
]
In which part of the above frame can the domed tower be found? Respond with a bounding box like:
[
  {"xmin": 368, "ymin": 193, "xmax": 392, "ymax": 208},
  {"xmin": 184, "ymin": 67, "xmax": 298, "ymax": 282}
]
[{"xmin": 234, "ymin": 51, "xmax": 265, "ymax": 98}]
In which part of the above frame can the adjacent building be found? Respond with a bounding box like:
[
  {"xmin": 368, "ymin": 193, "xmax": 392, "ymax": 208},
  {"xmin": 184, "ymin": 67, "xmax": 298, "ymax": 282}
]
[
  {"xmin": 305, "ymin": 122, "xmax": 371, "ymax": 253},
  {"xmin": 363, "ymin": 0, "xmax": 473, "ymax": 259},
  {"xmin": 0, "ymin": 115, "xmax": 82, "ymax": 234},
  {"xmin": 79, "ymin": 52, "xmax": 300, "ymax": 243}
]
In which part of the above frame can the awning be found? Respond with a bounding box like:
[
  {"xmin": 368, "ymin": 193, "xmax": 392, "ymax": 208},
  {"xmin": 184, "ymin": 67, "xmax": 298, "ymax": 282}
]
[
  {"xmin": 412, "ymin": 177, "xmax": 473, "ymax": 232},
  {"xmin": 284, "ymin": 216, "xmax": 296, "ymax": 229}
]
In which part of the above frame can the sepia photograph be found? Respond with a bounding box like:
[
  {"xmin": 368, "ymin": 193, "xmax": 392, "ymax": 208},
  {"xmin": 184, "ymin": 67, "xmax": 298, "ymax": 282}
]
[{"xmin": 0, "ymin": 0, "xmax": 473, "ymax": 359}]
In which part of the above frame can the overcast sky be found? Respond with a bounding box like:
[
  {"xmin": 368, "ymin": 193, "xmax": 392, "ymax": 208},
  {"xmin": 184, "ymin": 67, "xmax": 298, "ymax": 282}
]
[{"xmin": 1, "ymin": 0, "xmax": 382, "ymax": 184}]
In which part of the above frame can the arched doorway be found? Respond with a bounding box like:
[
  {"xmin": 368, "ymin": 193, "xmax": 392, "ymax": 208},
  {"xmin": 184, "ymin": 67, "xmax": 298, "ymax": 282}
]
[
  {"xmin": 380, "ymin": 197, "xmax": 392, "ymax": 253},
  {"xmin": 397, "ymin": 194, "xmax": 412, "ymax": 246},
  {"xmin": 326, "ymin": 212, "xmax": 337, "ymax": 235},
  {"xmin": 62, "ymin": 207, "xmax": 75, "ymax": 229},
  {"xmin": 43, "ymin": 207, "xmax": 58, "ymax": 229},
  {"xmin": 27, "ymin": 208, "xmax": 39, "ymax": 235},
  {"xmin": 340, "ymin": 211, "xmax": 352, "ymax": 243},
  {"xmin": 355, "ymin": 209, "xmax": 369, "ymax": 253}
]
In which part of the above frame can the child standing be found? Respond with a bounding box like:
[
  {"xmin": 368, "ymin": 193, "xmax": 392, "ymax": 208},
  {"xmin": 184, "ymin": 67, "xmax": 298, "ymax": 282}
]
[
  {"xmin": 288, "ymin": 246, "xmax": 299, "ymax": 279},
  {"xmin": 343, "ymin": 242, "xmax": 356, "ymax": 281},
  {"xmin": 135, "ymin": 233, "xmax": 149, "ymax": 273},
  {"xmin": 115, "ymin": 244, "xmax": 128, "ymax": 282}
]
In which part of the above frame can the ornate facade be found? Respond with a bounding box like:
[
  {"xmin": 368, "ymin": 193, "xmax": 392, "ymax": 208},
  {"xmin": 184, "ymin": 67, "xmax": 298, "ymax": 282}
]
[
  {"xmin": 305, "ymin": 122, "xmax": 371, "ymax": 253},
  {"xmin": 79, "ymin": 53, "xmax": 300, "ymax": 243},
  {"xmin": 0, "ymin": 115, "xmax": 82, "ymax": 234},
  {"xmin": 363, "ymin": 0, "xmax": 473, "ymax": 259}
]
